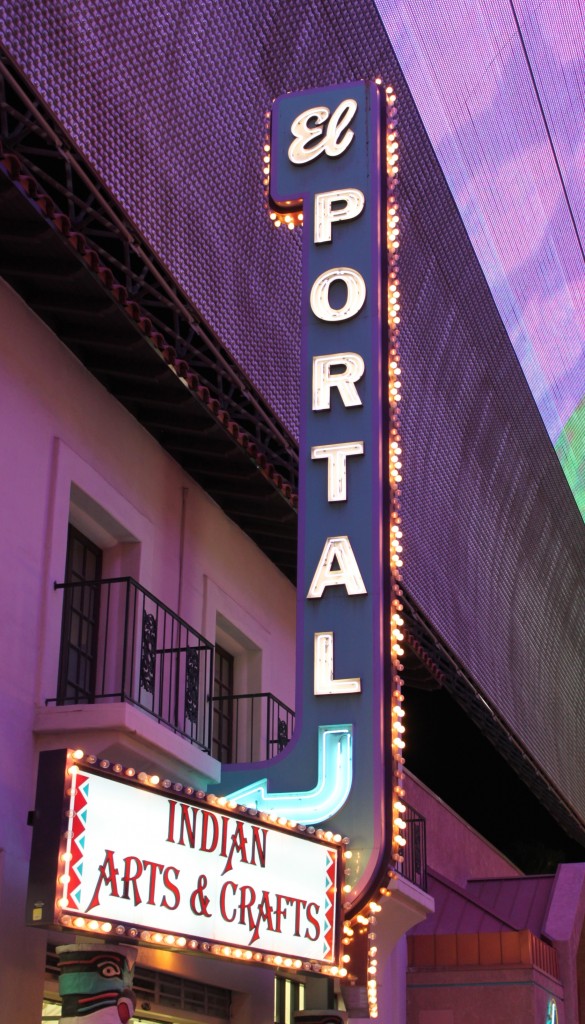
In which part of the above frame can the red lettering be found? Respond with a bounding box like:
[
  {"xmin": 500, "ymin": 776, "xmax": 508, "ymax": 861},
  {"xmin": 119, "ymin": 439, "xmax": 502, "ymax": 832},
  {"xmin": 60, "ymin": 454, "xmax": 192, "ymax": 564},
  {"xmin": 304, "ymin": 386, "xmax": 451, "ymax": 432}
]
[
  {"xmin": 249, "ymin": 891, "xmax": 274, "ymax": 944},
  {"xmin": 178, "ymin": 805, "xmax": 198, "ymax": 848},
  {"xmin": 142, "ymin": 860, "xmax": 163, "ymax": 905},
  {"xmin": 274, "ymin": 893, "xmax": 289, "ymax": 933},
  {"xmin": 238, "ymin": 885, "xmax": 257, "ymax": 931},
  {"xmin": 250, "ymin": 825, "xmax": 268, "ymax": 867},
  {"xmin": 166, "ymin": 800, "xmax": 176, "ymax": 843},
  {"xmin": 161, "ymin": 866, "xmax": 180, "ymax": 910},
  {"xmin": 122, "ymin": 856, "xmax": 143, "ymax": 905},
  {"xmin": 201, "ymin": 810, "xmax": 218, "ymax": 852},
  {"xmin": 220, "ymin": 814, "xmax": 229, "ymax": 858},
  {"xmin": 190, "ymin": 874, "xmax": 212, "ymax": 917},
  {"xmin": 219, "ymin": 880, "xmax": 238, "ymax": 922},
  {"xmin": 86, "ymin": 850, "xmax": 119, "ymax": 911},
  {"xmin": 288, "ymin": 895, "xmax": 307, "ymax": 936},
  {"xmin": 223, "ymin": 821, "xmax": 249, "ymax": 874},
  {"xmin": 304, "ymin": 902, "xmax": 320, "ymax": 941}
]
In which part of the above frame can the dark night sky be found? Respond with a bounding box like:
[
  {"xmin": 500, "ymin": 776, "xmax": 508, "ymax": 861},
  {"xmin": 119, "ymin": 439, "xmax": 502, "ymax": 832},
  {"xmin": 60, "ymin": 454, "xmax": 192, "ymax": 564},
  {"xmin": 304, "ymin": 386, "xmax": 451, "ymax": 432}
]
[{"xmin": 403, "ymin": 671, "xmax": 585, "ymax": 875}]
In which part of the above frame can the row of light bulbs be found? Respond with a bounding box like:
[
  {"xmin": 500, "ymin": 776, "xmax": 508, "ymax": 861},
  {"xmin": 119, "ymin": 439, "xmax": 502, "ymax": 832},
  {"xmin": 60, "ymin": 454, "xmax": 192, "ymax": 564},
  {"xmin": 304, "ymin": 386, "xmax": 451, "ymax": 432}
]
[
  {"xmin": 262, "ymin": 118, "xmax": 303, "ymax": 229},
  {"xmin": 65, "ymin": 749, "xmax": 346, "ymax": 844},
  {"xmin": 261, "ymin": 80, "xmax": 406, "ymax": 1018},
  {"xmin": 363, "ymin": 80, "xmax": 402, "ymax": 1022},
  {"xmin": 58, "ymin": 908, "xmax": 349, "ymax": 977}
]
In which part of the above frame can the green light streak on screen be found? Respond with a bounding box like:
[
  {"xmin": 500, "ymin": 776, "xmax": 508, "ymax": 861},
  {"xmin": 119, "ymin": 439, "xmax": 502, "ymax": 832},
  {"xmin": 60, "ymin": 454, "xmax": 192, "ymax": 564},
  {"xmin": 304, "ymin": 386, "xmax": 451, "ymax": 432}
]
[{"xmin": 555, "ymin": 398, "xmax": 585, "ymax": 520}]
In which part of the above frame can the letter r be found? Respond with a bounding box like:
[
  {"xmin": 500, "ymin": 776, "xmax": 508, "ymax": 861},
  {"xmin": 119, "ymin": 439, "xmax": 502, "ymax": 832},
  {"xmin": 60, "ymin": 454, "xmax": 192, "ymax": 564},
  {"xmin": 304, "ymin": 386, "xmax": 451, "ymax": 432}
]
[{"xmin": 312, "ymin": 352, "xmax": 365, "ymax": 410}]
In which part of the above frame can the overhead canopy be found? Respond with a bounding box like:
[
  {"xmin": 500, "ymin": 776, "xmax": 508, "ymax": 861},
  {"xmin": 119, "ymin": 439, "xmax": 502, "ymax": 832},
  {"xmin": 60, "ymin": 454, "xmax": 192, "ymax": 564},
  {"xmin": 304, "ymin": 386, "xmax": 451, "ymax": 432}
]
[{"xmin": 0, "ymin": 3, "xmax": 584, "ymax": 848}]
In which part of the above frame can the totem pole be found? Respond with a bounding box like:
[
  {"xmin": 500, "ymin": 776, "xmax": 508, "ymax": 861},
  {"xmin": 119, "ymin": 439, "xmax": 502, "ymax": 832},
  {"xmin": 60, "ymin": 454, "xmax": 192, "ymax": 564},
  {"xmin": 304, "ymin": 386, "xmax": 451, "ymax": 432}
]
[{"xmin": 56, "ymin": 944, "xmax": 136, "ymax": 1023}]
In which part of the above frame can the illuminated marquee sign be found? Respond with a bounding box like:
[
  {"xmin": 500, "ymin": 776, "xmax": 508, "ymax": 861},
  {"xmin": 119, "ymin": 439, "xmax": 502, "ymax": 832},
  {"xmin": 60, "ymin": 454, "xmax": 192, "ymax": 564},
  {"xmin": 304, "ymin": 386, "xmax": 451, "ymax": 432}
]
[
  {"xmin": 27, "ymin": 750, "xmax": 342, "ymax": 968},
  {"xmin": 222, "ymin": 79, "xmax": 398, "ymax": 910}
]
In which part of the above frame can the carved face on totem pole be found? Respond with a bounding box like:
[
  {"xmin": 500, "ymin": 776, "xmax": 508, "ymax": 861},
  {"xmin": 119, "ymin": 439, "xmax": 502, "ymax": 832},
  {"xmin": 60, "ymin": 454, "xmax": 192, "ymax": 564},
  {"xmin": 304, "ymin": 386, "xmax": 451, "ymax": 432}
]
[{"xmin": 56, "ymin": 944, "xmax": 137, "ymax": 1023}]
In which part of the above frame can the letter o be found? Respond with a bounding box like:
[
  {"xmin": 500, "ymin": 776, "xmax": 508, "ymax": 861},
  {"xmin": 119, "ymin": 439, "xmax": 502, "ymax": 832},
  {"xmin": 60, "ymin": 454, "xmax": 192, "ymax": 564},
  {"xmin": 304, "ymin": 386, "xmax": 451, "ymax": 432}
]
[{"xmin": 310, "ymin": 268, "xmax": 366, "ymax": 322}]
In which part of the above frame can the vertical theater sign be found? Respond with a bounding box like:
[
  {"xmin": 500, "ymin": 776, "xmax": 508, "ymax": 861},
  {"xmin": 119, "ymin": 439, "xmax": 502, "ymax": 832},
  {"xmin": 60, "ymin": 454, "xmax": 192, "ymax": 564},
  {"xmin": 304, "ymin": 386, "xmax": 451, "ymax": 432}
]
[
  {"xmin": 27, "ymin": 81, "xmax": 412, "ymax": 1015},
  {"xmin": 226, "ymin": 78, "xmax": 405, "ymax": 911}
]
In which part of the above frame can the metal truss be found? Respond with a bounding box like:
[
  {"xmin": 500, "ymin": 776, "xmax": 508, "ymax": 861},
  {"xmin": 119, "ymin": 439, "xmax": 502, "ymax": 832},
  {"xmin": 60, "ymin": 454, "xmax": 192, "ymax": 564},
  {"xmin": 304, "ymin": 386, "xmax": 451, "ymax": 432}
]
[{"xmin": 0, "ymin": 47, "xmax": 299, "ymax": 490}]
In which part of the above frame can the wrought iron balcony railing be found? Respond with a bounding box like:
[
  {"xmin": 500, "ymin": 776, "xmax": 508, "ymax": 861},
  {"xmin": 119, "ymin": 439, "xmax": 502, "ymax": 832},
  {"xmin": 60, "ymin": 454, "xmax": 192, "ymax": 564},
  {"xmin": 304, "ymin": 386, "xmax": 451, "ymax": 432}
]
[
  {"xmin": 52, "ymin": 577, "xmax": 214, "ymax": 751},
  {"xmin": 210, "ymin": 693, "xmax": 295, "ymax": 764},
  {"xmin": 394, "ymin": 803, "xmax": 427, "ymax": 891}
]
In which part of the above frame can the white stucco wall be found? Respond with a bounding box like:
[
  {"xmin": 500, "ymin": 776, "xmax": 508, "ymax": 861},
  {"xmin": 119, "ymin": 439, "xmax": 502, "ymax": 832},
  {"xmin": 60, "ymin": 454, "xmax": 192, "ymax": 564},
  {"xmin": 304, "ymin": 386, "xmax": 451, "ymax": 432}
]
[{"xmin": 0, "ymin": 277, "xmax": 296, "ymax": 1019}]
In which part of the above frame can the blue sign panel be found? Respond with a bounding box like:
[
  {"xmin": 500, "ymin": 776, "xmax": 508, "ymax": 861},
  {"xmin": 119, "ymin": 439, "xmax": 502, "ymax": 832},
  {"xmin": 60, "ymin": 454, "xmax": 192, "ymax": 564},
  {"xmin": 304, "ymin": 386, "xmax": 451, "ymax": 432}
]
[{"xmin": 220, "ymin": 81, "xmax": 393, "ymax": 910}]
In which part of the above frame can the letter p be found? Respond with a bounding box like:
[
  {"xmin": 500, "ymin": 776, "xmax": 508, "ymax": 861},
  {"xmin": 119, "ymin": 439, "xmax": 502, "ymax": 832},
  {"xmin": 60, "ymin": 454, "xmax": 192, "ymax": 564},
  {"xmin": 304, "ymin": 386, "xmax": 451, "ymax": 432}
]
[{"xmin": 314, "ymin": 189, "xmax": 365, "ymax": 244}]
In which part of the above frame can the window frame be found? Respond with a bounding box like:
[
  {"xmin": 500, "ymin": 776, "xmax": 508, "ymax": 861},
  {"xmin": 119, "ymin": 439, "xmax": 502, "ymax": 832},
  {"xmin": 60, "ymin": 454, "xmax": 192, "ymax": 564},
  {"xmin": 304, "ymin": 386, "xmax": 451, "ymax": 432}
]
[{"xmin": 57, "ymin": 524, "xmax": 103, "ymax": 704}]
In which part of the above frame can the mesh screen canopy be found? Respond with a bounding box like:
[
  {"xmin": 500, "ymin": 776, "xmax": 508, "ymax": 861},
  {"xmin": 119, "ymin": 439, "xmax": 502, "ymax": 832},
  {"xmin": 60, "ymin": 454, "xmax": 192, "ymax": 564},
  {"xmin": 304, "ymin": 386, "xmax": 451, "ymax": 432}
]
[
  {"xmin": 376, "ymin": 0, "xmax": 585, "ymax": 520},
  {"xmin": 1, "ymin": 0, "xmax": 584, "ymax": 830}
]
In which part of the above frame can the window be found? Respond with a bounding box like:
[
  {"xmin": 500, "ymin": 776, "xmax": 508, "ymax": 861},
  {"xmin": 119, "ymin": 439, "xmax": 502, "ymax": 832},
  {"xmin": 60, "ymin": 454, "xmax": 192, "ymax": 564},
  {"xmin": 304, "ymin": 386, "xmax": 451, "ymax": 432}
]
[
  {"xmin": 274, "ymin": 977, "xmax": 305, "ymax": 1024},
  {"xmin": 211, "ymin": 644, "xmax": 235, "ymax": 762},
  {"xmin": 133, "ymin": 964, "xmax": 231, "ymax": 1018},
  {"xmin": 57, "ymin": 525, "xmax": 102, "ymax": 704},
  {"xmin": 211, "ymin": 614, "xmax": 294, "ymax": 764},
  {"xmin": 41, "ymin": 1002, "xmax": 61, "ymax": 1021}
]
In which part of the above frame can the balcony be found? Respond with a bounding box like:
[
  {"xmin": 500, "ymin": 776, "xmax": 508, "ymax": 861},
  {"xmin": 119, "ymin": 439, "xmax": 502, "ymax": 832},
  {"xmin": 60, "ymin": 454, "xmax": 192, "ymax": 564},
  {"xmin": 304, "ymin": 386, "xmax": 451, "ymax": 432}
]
[
  {"xmin": 52, "ymin": 576, "xmax": 214, "ymax": 752},
  {"xmin": 394, "ymin": 803, "xmax": 427, "ymax": 892},
  {"xmin": 210, "ymin": 692, "xmax": 295, "ymax": 763},
  {"xmin": 45, "ymin": 576, "xmax": 295, "ymax": 781}
]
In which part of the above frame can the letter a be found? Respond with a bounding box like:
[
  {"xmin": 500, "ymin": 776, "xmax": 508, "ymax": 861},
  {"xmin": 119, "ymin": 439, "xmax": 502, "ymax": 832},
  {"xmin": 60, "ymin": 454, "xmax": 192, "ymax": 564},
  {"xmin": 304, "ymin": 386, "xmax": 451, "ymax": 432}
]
[{"xmin": 307, "ymin": 536, "xmax": 367, "ymax": 598}]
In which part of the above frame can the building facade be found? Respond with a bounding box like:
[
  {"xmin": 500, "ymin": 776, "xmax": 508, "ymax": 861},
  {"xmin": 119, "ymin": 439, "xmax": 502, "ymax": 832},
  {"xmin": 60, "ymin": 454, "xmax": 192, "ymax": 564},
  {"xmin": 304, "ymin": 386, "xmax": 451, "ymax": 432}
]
[
  {"xmin": 0, "ymin": 266, "xmax": 297, "ymax": 1020},
  {"xmin": 0, "ymin": 3, "xmax": 584, "ymax": 1023}
]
